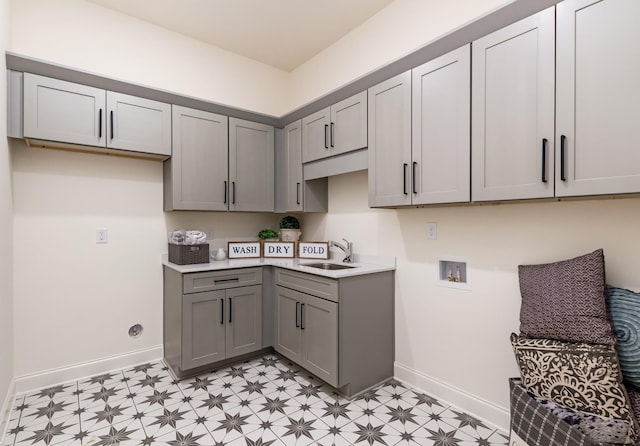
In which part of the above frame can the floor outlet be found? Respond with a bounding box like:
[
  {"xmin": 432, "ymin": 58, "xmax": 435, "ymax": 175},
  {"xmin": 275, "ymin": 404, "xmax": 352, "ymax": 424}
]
[{"xmin": 96, "ymin": 228, "xmax": 108, "ymax": 244}]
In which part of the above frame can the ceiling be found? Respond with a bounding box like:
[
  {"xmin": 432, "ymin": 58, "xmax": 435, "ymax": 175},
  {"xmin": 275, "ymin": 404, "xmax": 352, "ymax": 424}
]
[{"xmin": 86, "ymin": 0, "xmax": 395, "ymax": 72}]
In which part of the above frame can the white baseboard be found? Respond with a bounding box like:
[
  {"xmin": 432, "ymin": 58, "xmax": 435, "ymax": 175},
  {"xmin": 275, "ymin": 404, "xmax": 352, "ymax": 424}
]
[
  {"xmin": 0, "ymin": 378, "xmax": 16, "ymax": 446},
  {"xmin": 14, "ymin": 345, "xmax": 163, "ymax": 395},
  {"xmin": 394, "ymin": 361, "xmax": 509, "ymax": 432}
]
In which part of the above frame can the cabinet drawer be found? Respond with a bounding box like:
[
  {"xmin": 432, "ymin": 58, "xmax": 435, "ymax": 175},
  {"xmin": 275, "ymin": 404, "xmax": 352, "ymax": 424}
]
[
  {"xmin": 183, "ymin": 267, "xmax": 262, "ymax": 294},
  {"xmin": 275, "ymin": 268, "xmax": 338, "ymax": 302}
]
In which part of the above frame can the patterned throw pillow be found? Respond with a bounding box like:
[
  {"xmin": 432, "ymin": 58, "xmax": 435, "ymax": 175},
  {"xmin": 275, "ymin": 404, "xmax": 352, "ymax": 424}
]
[
  {"xmin": 531, "ymin": 392, "xmax": 631, "ymax": 444},
  {"xmin": 607, "ymin": 285, "xmax": 640, "ymax": 390},
  {"xmin": 518, "ymin": 249, "xmax": 615, "ymax": 345},
  {"xmin": 510, "ymin": 333, "xmax": 638, "ymax": 442}
]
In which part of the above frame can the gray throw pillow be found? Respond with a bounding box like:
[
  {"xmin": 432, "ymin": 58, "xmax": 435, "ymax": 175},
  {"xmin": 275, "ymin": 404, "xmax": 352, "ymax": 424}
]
[{"xmin": 518, "ymin": 248, "xmax": 615, "ymax": 345}]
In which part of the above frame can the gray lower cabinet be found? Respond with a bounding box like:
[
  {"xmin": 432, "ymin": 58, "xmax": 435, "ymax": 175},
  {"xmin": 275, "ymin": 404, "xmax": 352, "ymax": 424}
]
[
  {"xmin": 22, "ymin": 72, "xmax": 171, "ymax": 158},
  {"xmin": 275, "ymin": 284, "xmax": 338, "ymax": 386},
  {"xmin": 164, "ymin": 266, "xmax": 263, "ymax": 378},
  {"xmin": 164, "ymin": 106, "xmax": 228, "ymax": 211},
  {"xmin": 274, "ymin": 268, "xmax": 394, "ymax": 397},
  {"xmin": 302, "ymin": 91, "xmax": 367, "ymax": 163},
  {"xmin": 229, "ymin": 118, "xmax": 275, "ymax": 212}
]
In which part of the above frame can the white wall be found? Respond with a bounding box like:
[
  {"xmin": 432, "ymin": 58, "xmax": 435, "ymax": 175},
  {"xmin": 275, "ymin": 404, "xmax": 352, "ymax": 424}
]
[
  {"xmin": 0, "ymin": 0, "xmax": 15, "ymax": 432},
  {"xmin": 11, "ymin": 143, "xmax": 280, "ymax": 377},
  {"xmin": 288, "ymin": 0, "xmax": 509, "ymax": 109},
  {"xmin": 10, "ymin": 0, "xmax": 289, "ymax": 116},
  {"xmin": 9, "ymin": 0, "xmax": 282, "ymax": 378}
]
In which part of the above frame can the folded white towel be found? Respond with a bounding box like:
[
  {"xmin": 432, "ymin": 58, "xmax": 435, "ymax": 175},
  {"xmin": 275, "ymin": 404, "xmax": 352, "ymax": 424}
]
[
  {"xmin": 169, "ymin": 230, "xmax": 207, "ymax": 245},
  {"xmin": 185, "ymin": 230, "xmax": 207, "ymax": 245}
]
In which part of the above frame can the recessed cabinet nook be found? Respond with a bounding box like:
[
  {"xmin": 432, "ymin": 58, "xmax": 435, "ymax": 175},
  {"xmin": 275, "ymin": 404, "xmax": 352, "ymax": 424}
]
[
  {"xmin": 301, "ymin": 91, "xmax": 367, "ymax": 163},
  {"xmin": 21, "ymin": 73, "xmax": 172, "ymax": 158}
]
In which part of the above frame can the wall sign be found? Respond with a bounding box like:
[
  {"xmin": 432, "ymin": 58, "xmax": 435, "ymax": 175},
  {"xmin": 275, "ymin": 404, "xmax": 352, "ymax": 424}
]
[
  {"xmin": 263, "ymin": 242, "xmax": 295, "ymax": 258},
  {"xmin": 227, "ymin": 241, "xmax": 261, "ymax": 258},
  {"xmin": 298, "ymin": 242, "xmax": 329, "ymax": 259}
]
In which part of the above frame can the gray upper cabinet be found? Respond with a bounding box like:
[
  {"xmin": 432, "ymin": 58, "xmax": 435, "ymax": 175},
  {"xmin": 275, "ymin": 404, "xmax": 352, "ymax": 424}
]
[
  {"xmin": 164, "ymin": 106, "xmax": 228, "ymax": 211},
  {"xmin": 301, "ymin": 107, "xmax": 330, "ymax": 163},
  {"xmin": 23, "ymin": 73, "xmax": 171, "ymax": 158},
  {"xmin": 278, "ymin": 120, "xmax": 304, "ymax": 212},
  {"xmin": 369, "ymin": 45, "xmax": 470, "ymax": 207},
  {"xmin": 555, "ymin": 0, "xmax": 640, "ymax": 197},
  {"xmin": 106, "ymin": 92, "xmax": 171, "ymax": 156},
  {"xmin": 368, "ymin": 71, "xmax": 412, "ymax": 207},
  {"xmin": 411, "ymin": 45, "xmax": 470, "ymax": 205},
  {"xmin": 471, "ymin": 7, "xmax": 555, "ymax": 202},
  {"xmin": 23, "ymin": 73, "xmax": 106, "ymax": 148},
  {"xmin": 229, "ymin": 118, "xmax": 275, "ymax": 212},
  {"xmin": 275, "ymin": 122, "xmax": 328, "ymax": 213},
  {"xmin": 302, "ymin": 91, "xmax": 367, "ymax": 163}
]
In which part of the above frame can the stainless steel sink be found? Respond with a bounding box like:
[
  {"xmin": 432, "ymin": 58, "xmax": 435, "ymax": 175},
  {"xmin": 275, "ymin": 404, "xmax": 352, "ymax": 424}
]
[{"xmin": 304, "ymin": 262, "xmax": 355, "ymax": 270}]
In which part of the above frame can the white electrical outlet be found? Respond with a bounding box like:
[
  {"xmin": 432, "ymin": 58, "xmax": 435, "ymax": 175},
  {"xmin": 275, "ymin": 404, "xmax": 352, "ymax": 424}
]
[
  {"xmin": 426, "ymin": 222, "xmax": 437, "ymax": 240},
  {"xmin": 96, "ymin": 228, "xmax": 108, "ymax": 244}
]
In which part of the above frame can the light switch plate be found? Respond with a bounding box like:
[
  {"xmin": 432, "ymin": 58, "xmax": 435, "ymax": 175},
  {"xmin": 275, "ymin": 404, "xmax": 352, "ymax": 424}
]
[{"xmin": 426, "ymin": 222, "xmax": 437, "ymax": 240}]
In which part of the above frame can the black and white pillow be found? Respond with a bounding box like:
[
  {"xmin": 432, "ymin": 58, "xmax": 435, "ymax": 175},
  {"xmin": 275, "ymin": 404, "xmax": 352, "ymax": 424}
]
[{"xmin": 511, "ymin": 333, "xmax": 638, "ymax": 443}]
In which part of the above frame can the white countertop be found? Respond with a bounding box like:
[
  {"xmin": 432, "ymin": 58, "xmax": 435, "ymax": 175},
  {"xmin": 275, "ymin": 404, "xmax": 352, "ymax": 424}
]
[{"xmin": 162, "ymin": 253, "xmax": 396, "ymax": 278}]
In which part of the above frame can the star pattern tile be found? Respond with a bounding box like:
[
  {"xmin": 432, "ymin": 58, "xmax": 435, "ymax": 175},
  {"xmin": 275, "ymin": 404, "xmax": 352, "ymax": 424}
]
[{"xmin": 2, "ymin": 355, "xmax": 509, "ymax": 446}]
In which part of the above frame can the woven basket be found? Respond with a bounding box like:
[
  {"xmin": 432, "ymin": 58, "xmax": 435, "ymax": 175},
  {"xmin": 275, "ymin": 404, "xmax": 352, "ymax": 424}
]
[{"xmin": 168, "ymin": 243, "xmax": 209, "ymax": 265}]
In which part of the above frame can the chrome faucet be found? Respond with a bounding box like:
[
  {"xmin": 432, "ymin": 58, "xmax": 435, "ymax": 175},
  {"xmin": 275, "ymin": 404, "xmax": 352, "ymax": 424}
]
[{"xmin": 330, "ymin": 238, "xmax": 353, "ymax": 263}]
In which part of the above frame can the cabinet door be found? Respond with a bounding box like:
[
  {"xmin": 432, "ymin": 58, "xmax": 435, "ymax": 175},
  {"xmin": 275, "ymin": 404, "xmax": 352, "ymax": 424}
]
[
  {"xmin": 330, "ymin": 91, "xmax": 367, "ymax": 157},
  {"xmin": 471, "ymin": 7, "xmax": 555, "ymax": 201},
  {"xmin": 412, "ymin": 45, "xmax": 470, "ymax": 204},
  {"xmin": 556, "ymin": 0, "xmax": 640, "ymax": 197},
  {"xmin": 23, "ymin": 73, "xmax": 106, "ymax": 148},
  {"xmin": 302, "ymin": 107, "xmax": 330, "ymax": 163},
  {"xmin": 229, "ymin": 118, "xmax": 274, "ymax": 212},
  {"xmin": 301, "ymin": 294, "xmax": 338, "ymax": 387},
  {"xmin": 368, "ymin": 71, "xmax": 412, "ymax": 207},
  {"xmin": 106, "ymin": 92, "xmax": 172, "ymax": 156},
  {"xmin": 225, "ymin": 285, "xmax": 262, "ymax": 358},
  {"xmin": 182, "ymin": 290, "xmax": 226, "ymax": 370},
  {"xmin": 283, "ymin": 120, "xmax": 304, "ymax": 212},
  {"xmin": 274, "ymin": 286, "xmax": 302, "ymax": 363},
  {"xmin": 166, "ymin": 106, "xmax": 228, "ymax": 211}
]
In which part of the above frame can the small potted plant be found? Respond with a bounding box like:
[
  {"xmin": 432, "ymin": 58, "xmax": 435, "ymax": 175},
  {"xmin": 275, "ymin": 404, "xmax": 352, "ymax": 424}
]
[
  {"xmin": 279, "ymin": 215, "xmax": 301, "ymax": 242},
  {"xmin": 258, "ymin": 228, "xmax": 279, "ymax": 241}
]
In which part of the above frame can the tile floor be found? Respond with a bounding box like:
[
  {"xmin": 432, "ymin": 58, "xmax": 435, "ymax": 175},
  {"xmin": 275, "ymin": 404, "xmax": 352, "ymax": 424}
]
[{"xmin": 3, "ymin": 355, "xmax": 509, "ymax": 446}]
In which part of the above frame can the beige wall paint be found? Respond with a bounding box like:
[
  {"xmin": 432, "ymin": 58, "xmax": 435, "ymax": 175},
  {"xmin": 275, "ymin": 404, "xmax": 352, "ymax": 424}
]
[
  {"xmin": 11, "ymin": 143, "xmax": 279, "ymax": 375},
  {"xmin": 303, "ymin": 170, "xmax": 640, "ymax": 417},
  {"xmin": 288, "ymin": 0, "xmax": 508, "ymax": 110},
  {"xmin": 0, "ymin": 0, "xmax": 14, "ymax": 424},
  {"xmin": 9, "ymin": 0, "xmax": 284, "ymax": 376},
  {"xmin": 10, "ymin": 0, "xmax": 289, "ymax": 116}
]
